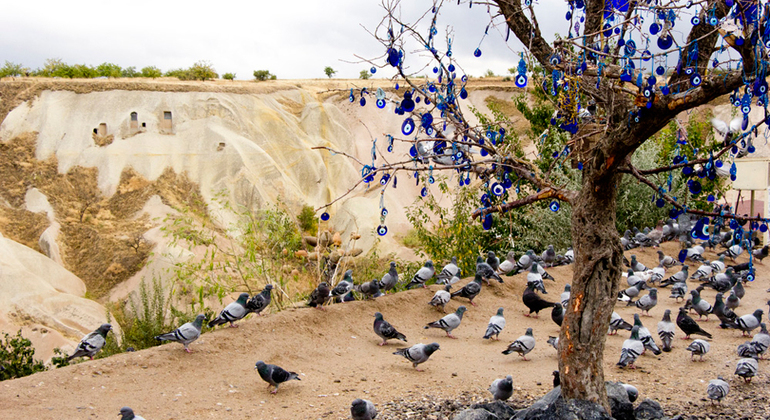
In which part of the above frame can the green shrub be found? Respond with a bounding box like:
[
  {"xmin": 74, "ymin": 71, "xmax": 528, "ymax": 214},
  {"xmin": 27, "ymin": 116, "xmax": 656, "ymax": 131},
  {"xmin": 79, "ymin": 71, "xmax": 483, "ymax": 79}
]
[
  {"xmin": 0, "ymin": 61, "xmax": 27, "ymax": 77},
  {"xmin": 297, "ymin": 205, "xmax": 318, "ymax": 233},
  {"xmin": 222, "ymin": 72, "xmax": 236, "ymax": 81},
  {"xmin": 121, "ymin": 66, "xmax": 138, "ymax": 77},
  {"xmin": 141, "ymin": 66, "xmax": 162, "ymax": 78},
  {"xmin": 188, "ymin": 61, "xmax": 218, "ymax": 81},
  {"xmin": 253, "ymin": 70, "xmax": 276, "ymax": 81},
  {"xmin": 0, "ymin": 330, "xmax": 47, "ymax": 381},
  {"xmin": 96, "ymin": 62, "xmax": 122, "ymax": 78},
  {"xmin": 324, "ymin": 66, "xmax": 336, "ymax": 78},
  {"xmin": 359, "ymin": 70, "xmax": 371, "ymax": 80}
]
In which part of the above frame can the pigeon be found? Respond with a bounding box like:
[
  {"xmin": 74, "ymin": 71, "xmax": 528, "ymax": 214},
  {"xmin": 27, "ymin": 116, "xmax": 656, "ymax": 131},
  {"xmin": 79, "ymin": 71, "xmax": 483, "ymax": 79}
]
[
  {"xmin": 629, "ymin": 255, "xmax": 647, "ymax": 272},
  {"xmin": 247, "ymin": 284, "xmax": 274, "ymax": 316},
  {"xmin": 154, "ymin": 314, "xmax": 206, "ymax": 353},
  {"xmin": 661, "ymin": 265, "xmax": 688, "ymax": 287},
  {"xmin": 649, "ymin": 264, "xmax": 666, "ymax": 285},
  {"xmin": 734, "ymin": 357, "xmax": 759, "ymax": 383},
  {"xmin": 429, "ymin": 284, "xmax": 452, "ymax": 312},
  {"xmin": 308, "ymin": 282, "xmax": 331, "ymax": 309},
  {"xmin": 407, "ymin": 260, "xmax": 435, "ymax": 289},
  {"xmin": 657, "ymin": 250, "xmax": 678, "ymax": 268},
  {"xmin": 609, "ymin": 311, "xmax": 633, "ymax": 335},
  {"xmin": 332, "ymin": 270, "xmax": 356, "ymax": 300},
  {"xmin": 622, "ymin": 383, "xmax": 639, "ymax": 403},
  {"xmin": 523, "ymin": 283, "xmax": 557, "ymax": 317},
  {"xmin": 563, "ymin": 248, "xmax": 574, "ymax": 264},
  {"xmin": 690, "ymin": 262, "xmax": 713, "ymax": 280},
  {"xmin": 208, "ymin": 293, "xmax": 251, "ymax": 328},
  {"xmin": 728, "ymin": 309, "xmax": 764, "ymax": 337},
  {"xmin": 625, "ymin": 269, "xmax": 644, "ymax": 288},
  {"xmin": 713, "ymin": 293, "xmax": 737, "ymax": 328},
  {"xmin": 511, "ymin": 250, "xmax": 535, "ymax": 274},
  {"xmin": 489, "ymin": 375, "xmax": 514, "ymax": 401},
  {"xmin": 751, "ymin": 323, "xmax": 770, "ymax": 357},
  {"xmin": 711, "ymin": 116, "xmax": 742, "ymax": 143},
  {"xmin": 393, "ymin": 343, "xmax": 440, "ymax": 371},
  {"xmin": 541, "ymin": 245, "xmax": 556, "ymax": 267},
  {"xmin": 537, "ymin": 264, "xmax": 556, "ymax": 281},
  {"xmin": 477, "ymin": 256, "xmax": 504, "ymax": 284},
  {"xmin": 379, "ymin": 262, "xmax": 399, "ymax": 292},
  {"xmin": 633, "ymin": 288, "xmax": 658, "ymax": 316},
  {"xmin": 617, "ymin": 326, "xmax": 644, "ymax": 369},
  {"xmin": 373, "ymin": 312, "xmax": 407, "ymax": 346},
  {"xmin": 119, "ymin": 407, "xmax": 146, "ymax": 420},
  {"xmin": 633, "ymin": 314, "xmax": 662, "ymax": 355},
  {"xmin": 718, "ymin": 240, "xmax": 745, "ymax": 261},
  {"xmin": 357, "ymin": 279, "xmax": 381, "ymax": 299},
  {"xmin": 726, "ymin": 291, "xmax": 741, "ymax": 310},
  {"xmin": 732, "ymin": 279, "xmax": 746, "ymax": 299},
  {"xmin": 503, "ymin": 328, "xmax": 536, "ymax": 360},
  {"xmin": 560, "ymin": 284, "xmax": 571, "ymax": 307},
  {"xmin": 619, "ymin": 281, "xmax": 647, "ymax": 303},
  {"xmin": 753, "ymin": 245, "xmax": 769, "ymax": 263},
  {"xmin": 686, "ymin": 339, "xmax": 710, "ymax": 361},
  {"xmin": 552, "ymin": 371, "xmax": 560, "ymax": 388},
  {"xmin": 483, "ymin": 307, "xmax": 506, "ymax": 340},
  {"xmin": 707, "ymin": 377, "xmax": 730, "ymax": 404},
  {"xmin": 425, "ymin": 306, "xmax": 467, "ymax": 338},
  {"xmin": 486, "ymin": 251, "xmax": 501, "ymax": 272},
  {"xmin": 342, "ymin": 290, "xmax": 356, "ymax": 302},
  {"xmin": 669, "ymin": 280, "xmax": 687, "ymax": 302},
  {"xmin": 710, "ymin": 256, "xmax": 726, "ymax": 274},
  {"xmin": 703, "ymin": 268, "xmax": 735, "ymax": 293},
  {"xmin": 527, "ymin": 263, "xmax": 547, "ymax": 294},
  {"xmin": 551, "ymin": 304, "xmax": 564, "ymax": 327},
  {"xmin": 67, "ymin": 323, "xmax": 112, "ymax": 361},
  {"xmin": 676, "ymin": 307, "xmax": 712, "ymax": 339},
  {"xmin": 737, "ymin": 341, "xmax": 761, "ymax": 359},
  {"xmin": 657, "ymin": 309, "xmax": 676, "ymax": 353},
  {"xmin": 351, "ymin": 398, "xmax": 377, "ymax": 420},
  {"xmin": 690, "ymin": 290, "xmax": 713, "ymax": 321},
  {"xmin": 547, "ymin": 336, "xmax": 559, "ymax": 351},
  {"xmin": 255, "ymin": 360, "xmax": 300, "ymax": 394},
  {"xmin": 451, "ymin": 275, "xmax": 483, "ymax": 306},
  {"xmin": 437, "ymin": 257, "xmax": 460, "ymax": 284},
  {"xmin": 497, "ymin": 251, "xmax": 517, "ymax": 275}
]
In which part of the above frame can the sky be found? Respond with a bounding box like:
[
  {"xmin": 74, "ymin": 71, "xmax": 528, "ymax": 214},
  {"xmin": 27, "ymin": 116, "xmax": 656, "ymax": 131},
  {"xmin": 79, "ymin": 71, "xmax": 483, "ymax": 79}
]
[{"xmin": 0, "ymin": 0, "xmax": 570, "ymax": 80}]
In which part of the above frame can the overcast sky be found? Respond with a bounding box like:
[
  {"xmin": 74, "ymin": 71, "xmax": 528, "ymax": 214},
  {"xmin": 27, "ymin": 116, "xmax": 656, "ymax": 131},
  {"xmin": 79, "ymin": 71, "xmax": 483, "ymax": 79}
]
[{"xmin": 0, "ymin": 0, "xmax": 572, "ymax": 80}]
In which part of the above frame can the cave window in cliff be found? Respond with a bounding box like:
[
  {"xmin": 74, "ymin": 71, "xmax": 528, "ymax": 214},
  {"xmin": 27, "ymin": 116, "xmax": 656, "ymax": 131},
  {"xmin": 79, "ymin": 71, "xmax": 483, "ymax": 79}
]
[
  {"xmin": 161, "ymin": 111, "xmax": 173, "ymax": 132},
  {"xmin": 130, "ymin": 112, "xmax": 138, "ymax": 131},
  {"xmin": 97, "ymin": 123, "xmax": 107, "ymax": 136}
]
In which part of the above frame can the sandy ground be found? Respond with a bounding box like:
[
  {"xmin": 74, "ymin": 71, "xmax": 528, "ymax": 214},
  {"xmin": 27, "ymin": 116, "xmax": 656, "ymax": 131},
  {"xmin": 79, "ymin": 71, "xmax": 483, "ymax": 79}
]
[{"xmin": 1, "ymin": 241, "xmax": 768, "ymax": 420}]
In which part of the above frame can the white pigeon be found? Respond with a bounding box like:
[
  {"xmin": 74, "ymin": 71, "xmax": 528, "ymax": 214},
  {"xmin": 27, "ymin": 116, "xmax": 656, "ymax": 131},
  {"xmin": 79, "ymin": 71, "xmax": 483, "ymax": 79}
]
[
  {"xmin": 483, "ymin": 307, "xmax": 506, "ymax": 340},
  {"xmin": 711, "ymin": 117, "xmax": 742, "ymax": 141},
  {"xmin": 497, "ymin": 251, "xmax": 517, "ymax": 275},
  {"xmin": 437, "ymin": 257, "xmax": 460, "ymax": 284},
  {"xmin": 429, "ymin": 284, "xmax": 452, "ymax": 312}
]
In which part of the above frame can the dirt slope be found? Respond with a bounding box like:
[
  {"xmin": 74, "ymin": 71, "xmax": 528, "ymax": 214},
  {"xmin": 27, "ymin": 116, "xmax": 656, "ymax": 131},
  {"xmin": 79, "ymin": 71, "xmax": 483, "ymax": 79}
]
[{"xmin": 0, "ymin": 241, "xmax": 768, "ymax": 420}]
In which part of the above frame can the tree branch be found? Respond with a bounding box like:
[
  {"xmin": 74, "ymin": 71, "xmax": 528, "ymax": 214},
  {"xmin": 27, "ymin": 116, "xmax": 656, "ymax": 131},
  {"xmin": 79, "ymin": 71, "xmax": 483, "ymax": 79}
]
[{"xmin": 471, "ymin": 187, "xmax": 577, "ymax": 219}]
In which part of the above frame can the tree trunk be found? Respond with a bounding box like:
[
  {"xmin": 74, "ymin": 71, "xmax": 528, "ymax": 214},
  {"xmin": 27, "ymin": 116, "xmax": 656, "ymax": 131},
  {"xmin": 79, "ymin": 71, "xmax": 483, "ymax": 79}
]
[{"xmin": 559, "ymin": 162, "xmax": 623, "ymax": 412}]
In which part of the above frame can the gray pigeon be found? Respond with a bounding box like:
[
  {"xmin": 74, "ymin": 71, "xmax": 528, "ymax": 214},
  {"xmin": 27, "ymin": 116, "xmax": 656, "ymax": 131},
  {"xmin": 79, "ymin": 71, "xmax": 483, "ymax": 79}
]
[
  {"xmin": 255, "ymin": 360, "xmax": 300, "ymax": 394},
  {"xmin": 633, "ymin": 314, "xmax": 661, "ymax": 355},
  {"xmin": 437, "ymin": 257, "xmax": 460, "ymax": 284},
  {"xmin": 726, "ymin": 291, "xmax": 741, "ymax": 310},
  {"xmin": 634, "ymin": 288, "xmax": 658, "ymax": 316},
  {"xmin": 373, "ymin": 312, "xmax": 407, "ymax": 346},
  {"xmin": 357, "ymin": 279, "xmax": 381, "ymax": 299},
  {"xmin": 247, "ymin": 284, "xmax": 273, "ymax": 316},
  {"xmin": 686, "ymin": 339, "xmax": 710, "ymax": 361},
  {"xmin": 732, "ymin": 279, "xmax": 746, "ymax": 299},
  {"xmin": 486, "ymin": 251, "xmax": 500, "ymax": 272},
  {"xmin": 209, "ymin": 293, "xmax": 250, "ymax": 328},
  {"xmin": 450, "ymin": 274, "xmax": 483, "ymax": 306},
  {"xmin": 669, "ymin": 280, "xmax": 687, "ymax": 302},
  {"xmin": 477, "ymin": 256, "xmax": 503, "ymax": 284},
  {"xmin": 541, "ymin": 245, "xmax": 556, "ymax": 267},
  {"xmin": 154, "ymin": 314, "xmax": 206, "ymax": 353},
  {"xmin": 429, "ymin": 284, "xmax": 452, "ymax": 312},
  {"xmin": 527, "ymin": 263, "xmax": 547, "ymax": 294},
  {"xmin": 560, "ymin": 284, "xmax": 571, "ymax": 308},
  {"xmin": 379, "ymin": 262, "xmax": 398, "ymax": 292},
  {"xmin": 619, "ymin": 280, "xmax": 646, "ymax": 303},
  {"xmin": 308, "ymin": 282, "xmax": 331, "ymax": 309},
  {"xmin": 483, "ymin": 307, "xmax": 506, "ymax": 340},
  {"xmin": 67, "ymin": 323, "xmax": 112, "ymax": 361},
  {"xmin": 629, "ymin": 255, "xmax": 647, "ymax": 272},
  {"xmin": 393, "ymin": 342, "xmax": 441, "ymax": 371},
  {"xmin": 661, "ymin": 265, "xmax": 688, "ymax": 287},
  {"xmin": 351, "ymin": 398, "xmax": 377, "ymax": 420},
  {"xmin": 512, "ymin": 250, "xmax": 534, "ymax": 274},
  {"xmin": 751, "ymin": 323, "xmax": 770, "ymax": 357},
  {"xmin": 497, "ymin": 251, "xmax": 517, "ymax": 275},
  {"xmin": 690, "ymin": 290, "xmax": 713, "ymax": 321},
  {"xmin": 407, "ymin": 260, "xmax": 435, "ymax": 289},
  {"xmin": 425, "ymin": 306, "xmax": 467, "ymax": 338},
  {"xmin": 608, "ymin": 311, "xmax": 633, "ymax": 335},
  {"xmin": 622, "ymin": 383, "xmax": 639, "ymax": 403},
  {"xmin": 119, "ymin": 407, "xmax": 146, "ymax": 420},
  {"xmin": 332, "ymin": 270, "xmax": 355, "ymax": 299},
  {"xmin": 488, "ymin": 375, "xmax": 514, "ymax": 401},
  {"xmin": 547, "ymin": 336, "xmax": 559, "ymax": 351},
  {"xmin": 707, "ymin": 377, "xmax": 729, "ymax": 404},
  {"xmin": 657, "ymin": 250, "xmax": 678, "ymax": 268},
  {"xmin": 617, "ymin": 326, "xmax": 644, "ymax": 369},
  {"xmin": 657, "ymin": 309, "xmax": 675, "ymax": 352},
  {"xmin": 502, "ymin": 328, "xmax": 536, "ymax": 360},
  {"xmin": 734, "ymin": 357, "xmax": 759, "ymax": 383},
  {"xmin": 729, "ymin": 309, "xmax": 764, "ymax": 337}
]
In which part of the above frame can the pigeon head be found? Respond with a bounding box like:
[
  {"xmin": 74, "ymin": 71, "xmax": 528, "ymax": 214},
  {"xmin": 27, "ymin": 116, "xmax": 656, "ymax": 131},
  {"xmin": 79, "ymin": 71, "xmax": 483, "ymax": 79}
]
[
  {"xmin": 119, "ymin": 407, "xmax": 136, "ymax": 420},
  {"xmin": 351, "ymin": 399, "xmax": 369, "ymax": 416},
  {"xmin": 633, "ymin": 313, "xmax": 642, "ymax": 326},
  {"xmin": 390, "ymin": 261, "xmax": 397, "ymax": 268},
  {"xmin": 564, "ymin": 284, "xmax": 571, "ymax": 292},
  {"xmin": 506, "ymin": 251, "xmax": 515, "ymax": 260},
  {"xmin": 444, "ymin": 284, "xmax": 452, "ymax": 292},
  {"xmin": 456, "ymin": 306, "xmax": 467, "ymax": 315},
  {"xmin": 236, "ymin": 293, "xmax": 250, "ymax": 304},
  {"xmin": 424, "ymin": 342, "xmax": 441, "ymax": 355},
  {"xmin": 474, "ymin": 273, "xmax": 484, "ymax": 283},
  {"xmin": 627, "ymin": 268, "xmax": 634, "ymax": 276},
  {"xmin": 476, "ymin": 256, "xmax": 484, "ymax": 263},
  {"xmin": 496, "ymin": 307, "xmax": 504, "ymax": 316},
  {"xmin": 425, "ymin": 260, "xmax": 434, "ymax": 268},
  {"xmin": 487, "ymin": 251, "xmax": 495, "ymax": 258},
  {"xmin": 631, "ymin": 255, "xmax": 638, "ymax": 263},
  {"xmin": 657, "ymin": 250, "xmax": 664, "ymax": 257},
  {"xmin": 374, "ymin": 312, "xmax": 384, "ymax": 321},
  {"xmin": 344, "ymin": 270, "xmax": 354, "ymax": 280},
  {"xmin": 649, "ymin": 288, "xmax": 658, "ymax": 297},
  {"xmin": 662, "ymin": 309, "xmax": 671, "ymax": 321},
  {"xmin": 318, "ymin": 282, "xmax": 329, "ymax": 288},
  {"xmin": 193, "ymin": 314, "xmax": 206, "ymax": 328},
  {"xmin": 526, "ymin": 250, "xmax": 534, "ymax": 255},
  {"xmin": 630, "ymin": 325, "xmax": 641, "ymax": 339},
  {"xmin": 525, "ymin": 327, "xmax": 533, "ymax": 336},
  {"xmin": 715, "ymin": 293, "xmax": 724, "ymax": 303},
  {"xmin": 753, "ymin": 309, "xmax": 764, "ymax": 322},
  {"xmin": 97, "ymin": 324, "xmax": 112, "ymax": 336},
  {"xmin": 255, "ymin": 360, "xmax": 266, "ymax": 371},
  {"xmin": 530, "ymin": 263, "xmax": 540, "ymax": 273},
  {"xmin": 263, "ymin": 284, "xmax": 274, "ymax": 292}
]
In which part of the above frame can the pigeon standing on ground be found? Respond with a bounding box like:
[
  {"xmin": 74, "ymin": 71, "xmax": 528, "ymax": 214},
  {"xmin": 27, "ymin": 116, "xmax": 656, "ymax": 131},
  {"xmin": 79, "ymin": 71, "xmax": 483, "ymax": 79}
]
[
  {"xmin": 726, "ymin": 291, "xmax": 741, "ymax": 310},
  {"xmin": 67, "ymin": 324, "xmax": 112, "ymax": 361},
  {"xmin": 633, "ymin": 314, "xmax": 662, "ymax": 355},
  {"xmin": 357, "ymin": 279, "xmax": 381, "ymax": 299},
  {"xmin": 729, "ymin": 309, "xmax": 764, "ymax": 337},
  {"xmin": 523, "ymin": 283, "xmax": 557, "ymax": 317},
  {"xmin": 551, "ymin": 304, "xmax": 564, "ymax": 327},
  {"xmin": 373, "ymin": 312, "xmax": 407, "ymax": 346},
  {"xmin": 732, "ymin": 279, "xmax": 746, "ymax": 299},
  {"xmin": 713, "ymin": 293, "xmax": 737, "ymax": 328},
  {"xmin": 650, "ymin": 263, "xmax": 666, "ymax": 285},
  {"xmin": 547, "ymin": 336, "xmax": 559, "ymax": 351},
  {"xmin": 690, "ymin": 290, "xmax": 713, "ymax": 321},
  {"xmin": 560, "ymin": 284, "xmax": 571, "ymax": 307},
  {"xmin": 247, "ymin": 284, "xmax": 274, "ymax": 316},
  {"xmin": 753, "ymin": 245, "xmax": 769, "ymax": 263},
  {"xmin": 625, "ymin": 269, "xmax": 644, "ymax": 288},
  {"xmin": 734, "ymin": 357, "xmax": 759, "ymax": 383},
  {"xmin": 486, "ymin": 251, "xmax": 500, "ymax": 272},
  {"xmin": 690, "ymin": 262, "xmax": 713, "ymax": 281},
  {"xmin": 497, "ymin": 251, "xmax": 517, "ymax": 275},
  {"xmin": 429, "ymin": 284, "xmax": 452, "ymax": 312},
  {"xmin": 609, "ymin": 311, "xmax": 633, "ymax": 335},
  {"xmin": 407, "ymin": 260, "xmax": 435, "ymax": 289},
  {"xmin": 686, "ymin": 339, "xmax": 710, "ymax": 361},
  {"xmin": 425, "ymin": 306, "xmax": 467, "ymax": 338},
  {"xmin": 393, "ymin": 343, "xmax": 441, "ymax": 371},
  {"xmin": 657, "ymin": 309, "xmax": 675, "ymax": 352},
  {"xmin": 477, "ymin": 256, "xmax": 504, "ymax": 284},
  {"xmin": 676, "ymin": 307, "xmax": 712, "ymax": 339},
  {"xmin": 617, "ymin": 326, "xmax": 644, "ymax": 369},
  {"xmin": 661, "ymin": 265, "xmax": 688, "ymax": 287},
  {"xmin": 541, "ymin": 245, "xmax": 556, "ymax": 267},
  {"xmin": 629, "ymin": 255, "xmax": 647, "ymax": 272},
  {"xmin": 619, "ymin": 281, "xmax": 647, "ymax": 303},
  {"xmin": 379, "ymin": 262, "xmax": 399, "ymax": 292},
  {"xmin": 154, "ymin": 314, "xmax": 206, "ymax": 353},
  {"xmin": 503, "ymin": 328, "xmax": 536, "ymax": 360},
  {"xmin": 669, "ymin": 279, "xmax": 688, "ymax": 302},
  {"xmin": 350, "ymin": 398, "xmax": 377, "ymax": 420},
  {"xmin": 707, "ymin": 377, "xmax": 730, "ymax": 404},
  {"xmin": 751, "ymin": 323, "xmax": 770, "ymax": 357},
  {"xmin": 208, "ymin": 293, "xmax": 250, "ymax": 328},
  {"xmin": 489, "ymin": 375, "xmax": 514, "ymax": 401},
  {"xmin": 483, "ymin": 307, "xmax": 506, "ymax": 340},
  {"xmin": 633, "ymin": 288, "xmax": 658, "ymax": 316},
  {"xmin": 527, "ymin": 263, "xmax": 547, "ymax": 294},
  {"xmin": 119, "ymin": 407, "xmax": 146, "ymax": 420},
  {"xmin": 308, "ymin": 282, "xmax": 331, "ymax": 309},
  {"xmin": 255, "ymin": 360, "xmax": 300, "ymax": 394},
  {"xmin": 332, "ymin": 270, "xmax": 356, "ymax": 300},
  {"xmin": 437, "ymin": 257, "xmax": 460, "ymax": 285},
  {"xmin": 450, "ymin": 275, "xmax": 483, "ymax": 306},
  {"xmin": 657, "ymin": 250, "xmax": 679, "ymax": 268},
  {"xmin": 511, "ymin": 250, "xmax": 535, "ymax": 274}
]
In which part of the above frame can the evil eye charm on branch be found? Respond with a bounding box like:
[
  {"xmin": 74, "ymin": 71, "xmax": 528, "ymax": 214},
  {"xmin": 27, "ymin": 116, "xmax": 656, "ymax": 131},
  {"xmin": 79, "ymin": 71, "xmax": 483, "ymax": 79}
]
[
  {"xmin": 376, "ymin": 99, "xmax": 386, "ymax": 109},
  {"xmin": 482, "ymin": 213, "xmax": 493, "ymax": 230},
  {"xmin": 690, "ymin": 217, "xmax": 710, "ymax": 240},
  {"xmin": 690, "ymin": 73, "xmax": 702, "ymax": 87},
  {"xmin": 321, "ymin": 212, "xmax": 330, "ymax": 221},
  {"xmin": 549, "ymin": 201, "xmax": 560, "ymax": 212},
  {"xmin": 377, "ymin": 225, "xmax": 388, "ymax": 236},
  {"xmin": 381, "ymin": 208, "xmax": 388, "ymax": 217},
  {"xmin": 491, "ymin": 182, "xmax": 505, "ymax": 196},
  {"xmin": 421, "ymin": 187, "xmax": 428, "ymax": 197},
  {"xmin": 402, "ymin": 118, "xmax": 416, "ymax": 136}
]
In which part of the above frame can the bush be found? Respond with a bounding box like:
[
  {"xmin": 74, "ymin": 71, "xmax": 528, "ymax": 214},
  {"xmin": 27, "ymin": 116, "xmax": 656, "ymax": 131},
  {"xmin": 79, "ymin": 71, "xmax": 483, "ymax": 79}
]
[
  {"xmin": 0, "ymin": 330, "xmax": 47, "ymax": 381},
  {"xmin": 0, "ymin": 61, "xmax": 27, "ymax": 77},
  {"xmin": 188, "ymin": 60, "xmax": 218, "ymax": 81},
  {"xmin": 359, "ymin": 70, "xmax": 371, "ymax": 80},
  {"xmin": 121, "ymin": 66, "xmax": 139, "ymax": 77},
  {"xmin": 253, "ymin": 70, "xmax": 276, "ymax": 81},
  {"xmin": 297, "ymin": 205, "xmax": 318, "ymax": 233},
  {"xmin": 96, "ymin": 62, "xmax": 122, "ymax": 78},
  {"xmin": 164, "ymin": 68, "xmax": 191, "ymax": 80},
  {"xmin": 141, "ymin": 66, "xmax": 162, "ymax": 78},
  {"xmin": 222, "ymin": 72, "xmax": 235, "ymax": 81},
  {"xmin": 324, "ymin": 66, "xmax": 336, "ymax": 78}
]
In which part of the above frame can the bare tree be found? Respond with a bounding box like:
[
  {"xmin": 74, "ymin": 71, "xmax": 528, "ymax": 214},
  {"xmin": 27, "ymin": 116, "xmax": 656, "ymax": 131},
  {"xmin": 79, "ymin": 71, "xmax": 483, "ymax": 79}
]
[{"xmin": 318, "ymin": 0, "xmax": 769, "ymax": 410}]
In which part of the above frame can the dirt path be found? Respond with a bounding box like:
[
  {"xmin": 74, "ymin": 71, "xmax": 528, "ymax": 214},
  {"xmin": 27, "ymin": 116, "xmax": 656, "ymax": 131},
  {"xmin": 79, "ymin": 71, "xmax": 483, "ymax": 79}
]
[{"xmin": 1, "ymin": 242, "xmax": 768, "ymax": 419}]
